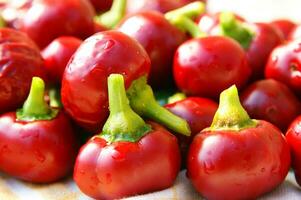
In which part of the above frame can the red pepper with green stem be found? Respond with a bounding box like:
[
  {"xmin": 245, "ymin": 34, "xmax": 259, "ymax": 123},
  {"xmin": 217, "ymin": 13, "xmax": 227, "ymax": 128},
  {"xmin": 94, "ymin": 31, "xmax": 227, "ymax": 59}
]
[
  {"xmin": 187, "ymin": 85, "xmax": 291, "ymax": 200},
  {"xmin": 172, "ymin": 15, "xmax": 251, "ymax": 99},
  {"xmin": 0, "ymin": 77, "xmax": 78, "ymax": 183},
  {"xmin": 118, "ymin": 2, "xmax": 205, "ymax": 88},
  {"xmin": 74, "ymin": 74, "xmax": 181, "ymax": 200}
]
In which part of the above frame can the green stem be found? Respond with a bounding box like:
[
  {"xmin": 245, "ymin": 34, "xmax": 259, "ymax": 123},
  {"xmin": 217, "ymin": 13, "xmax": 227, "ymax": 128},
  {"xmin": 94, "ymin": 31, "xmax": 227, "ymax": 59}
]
[
  {"xmin": 219, "ymin": 12, "xmax": 254, "ymax": 49},
  {"xmin": 165, "ymin": 1, "xmax": 206, "ymax": 21},
  {"xmin": 127, "ymin": 76, "xmax": 191, "ymax": 136},
  {"xmin": 95, "ymin": 0, "xmax": 126, "ymax": 29},
  {"xmin": 0, "ymin": 16, "xmax": 5, "ymax": 27},
  {"xmin": 168, "ymin": 15, "xmax": 206, "ymax": 38},
  {"xmin": 208, "ymin": 85, "xmax": 257, "ymax": 131},
  {"xmin": 101, "ymin": 74, "xmax": 151, "ymax": 143},
  {"xmin": 48, "ymin": 87, "xmax": 62, "ymax": 108},
  {"xmin": 168, "ymin": 93, "xmax": 186, "ymax": 104},
  {"xmin": 16, "ymin": 77, "xmax": 58, "ymax": 122}
]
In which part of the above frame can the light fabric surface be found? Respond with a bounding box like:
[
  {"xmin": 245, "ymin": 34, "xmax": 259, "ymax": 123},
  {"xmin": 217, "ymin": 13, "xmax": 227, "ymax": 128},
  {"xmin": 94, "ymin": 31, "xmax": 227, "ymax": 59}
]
[{"xmin": 0, "ymin": 170, "xmax": 300, "ymax": 200}]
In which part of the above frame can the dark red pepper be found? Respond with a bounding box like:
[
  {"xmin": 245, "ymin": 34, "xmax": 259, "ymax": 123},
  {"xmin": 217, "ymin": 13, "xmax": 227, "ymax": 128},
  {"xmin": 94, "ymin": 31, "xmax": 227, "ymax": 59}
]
[
  {"xmin": 15, "ymin": 0, "xmax": 95, "ymax": 48},
  {"xmin": 187, "ymin": 85, "xmax": 291, "ymax": 200},
  {"xmin": 89, "ymin": 0, "xmax": 112, "ymax": 12},
  {"xmin": 286, "ymin": 115, "xmax": 301, "ymax": 186},
  {"xmin": 118, "ymin": 3, "xmax": 201, "ymax": 87},
  {"xmin": 265, "ymin": 38, "xmax": 301, "ymax": 94},
  {"xmin": 0, "ymin": 28, "xmax": 44, "ymax": 113},
  {"xmin": 42, "ymin": 36, "xmax": 82, "ymax": 84},
  {"xmin": 0, "ymin": 77, "xmax": 78, "ymax": 183},
  {"xmin": 74, "ymin": 74, "xmax": 181, "ymax": 199},
  {"xmin": 241, "ymin": 79, "xmax": 301, "ymax": 132}
]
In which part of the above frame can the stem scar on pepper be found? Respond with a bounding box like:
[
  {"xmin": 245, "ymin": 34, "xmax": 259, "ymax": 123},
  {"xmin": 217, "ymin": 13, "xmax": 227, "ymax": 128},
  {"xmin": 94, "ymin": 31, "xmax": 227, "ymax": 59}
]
[
  {"xmin": 101, "ymin": 74, "xmax": 152, "ymax": 143},
  {"xmin": 126, "ymin": 76, "xmax": 191, "ymax": 136},
  {"xmin": 16, "ymin": 77, "xmax": 58, "ymax": 122},
  {"xmin": 207, "ymin": 85, "xmax": 258, "ymax": 131}
]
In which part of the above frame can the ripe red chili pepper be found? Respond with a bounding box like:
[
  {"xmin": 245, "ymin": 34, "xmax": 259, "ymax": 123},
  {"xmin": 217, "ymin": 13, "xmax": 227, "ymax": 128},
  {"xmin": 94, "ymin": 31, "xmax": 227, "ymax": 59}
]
[
  {"xmin": 172, "ymin": 16, "xmax": 250, "ymax": 98},
  {"xmin": 214, "ymin": 12, "xmax": 284, "ymax": 79},
  {"xmin": 288, "ymin": 25, "xmax": 301, "ymax": 41},
  {"xmin": 0, "ymin": 28, "xmax": 44, "ymax": 113},
  {"xmin": 118, "ymin": 2, "xmax": 206, "ymax": 88},
  {"xmin": 15, "ymin": 0, "xmax": 95, "ymax": 48},
  {"xmin": 42, "ymin": 36, "xmax": 82, "ymax": 84},
  {"xmin": 89, "ymin": 0, "xmax": 112, "ymax": 12},
  {"xmin": 265, "ymin": 38, "xmax": 301, "ymax": 94},
  {"xmin": 271, "ymin": 19, "xmax": 296, "ymax": 40},
  {"xmin": 165, "ymin": 96, "xmax": 218, "ymax": 166},
  {"xmin": 74, "ymin": 74, "xmax": 181, "ymax": 200},
  {"xmin": 286, "ymin": 115, "xmax": 301, "ymax": 186},
  {"xmin": 241, "ymin": 79, "xmax": 301, "ymax": 131},
  {"xmin": 187, "ymin": 85, "xmax": 291, "ymax": 200},
  {"xmin": 0, "ymin": 77, "xmax": 78, "ymax": 183}
]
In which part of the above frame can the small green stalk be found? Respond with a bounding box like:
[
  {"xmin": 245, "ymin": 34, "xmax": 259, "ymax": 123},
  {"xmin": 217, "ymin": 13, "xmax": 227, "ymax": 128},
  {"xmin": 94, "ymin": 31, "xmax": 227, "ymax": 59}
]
[
  {"xmin": 207, "ymin": 85, "xmax": 257, "ymax": 131},
  {"xmin": 48, "ymin": 87, "xmax": 62, "ymax": 108},
  {"xmin": 95, "ymin": 0, "xmax": 126, "ymax": 29},
  {"xmin": 0, "ymin": 16, "xmax": 6, "ymax": 27},
  {"xmin": 219, "ymin": 12, "xmax": 254, "ymax": 49},
  {"xmin": 165, "ymin": 1, "xmax": 206, "ymax": 21},
  {"xmin": 101, "ymin": 74, "xmax": 151, "ymax": 143},
  {"xmin": 17, "ymin": 77, "xmax": 58, "ymax": 122},
  {"xmin": 127, "ymin": 76, "xmax": 191, "ymax": 136},
  {"xmin": 168, "ymin": 93, "xmax": 186, "ymax": 104}
]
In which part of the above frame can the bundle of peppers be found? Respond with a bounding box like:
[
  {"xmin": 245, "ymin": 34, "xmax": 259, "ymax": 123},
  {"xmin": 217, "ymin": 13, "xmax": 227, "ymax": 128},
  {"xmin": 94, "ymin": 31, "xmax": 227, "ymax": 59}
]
[{"xmin": 0, "ymin": 0, "xmax": 301, "ymax": 200}]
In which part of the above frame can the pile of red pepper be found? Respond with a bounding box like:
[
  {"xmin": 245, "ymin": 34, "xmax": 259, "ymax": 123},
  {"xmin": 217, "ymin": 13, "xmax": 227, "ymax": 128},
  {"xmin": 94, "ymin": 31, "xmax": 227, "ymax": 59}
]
[{"xmin": 0, "ymin": 0, "xmax": 301, "ymax": 199}]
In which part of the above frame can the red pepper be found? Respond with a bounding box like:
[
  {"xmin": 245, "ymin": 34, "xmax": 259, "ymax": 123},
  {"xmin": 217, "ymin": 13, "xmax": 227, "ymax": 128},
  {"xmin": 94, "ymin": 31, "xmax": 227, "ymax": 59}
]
[
  {"xmin": 271, "ymin": 19, "xmax": 296, "ymax": 40},
  {"xmin": 74, "ymin": 74, "xmax": 181, "ymax": 199},
  {"xmin": 14, "ymin": 0, "xmax": 95, "ymax": 48},
  {"xmin": 0, "ymin": 77, "xmax": 78, "ymax": 183},
  {"xmin": 165, "ymin": 96, "xmax": 218, "ymax": 166},
  {"xmin": 288, "ymin": 25, "xmax": 301, "ymax": 41},
  {"xmin": 286, "ymin": 115, "xmax": 301, "ymax": 186},
  {"xmin": 215, "ymin": 12, "xmax": 284, "ymax": 79},
  {"xmin": 42, "ymin": 36, "xmax": 82, "ymax": 84},
  {"xmin": 118, "ymin": 2, "xmax": 206, "ymax": 88},
  {"xmin": 0, "ymin": 28, "xmax": 44, "ymax": 113},
  {"xmin": 89, "ymin": 0, "xmax": 112, "ymax": 12},
  {"xmin": 241, "ymin": 79, "xmax": 301, "ymax": 131},
  {"xmin": 187, "ymin": 85, "xmax": 291, "ymax": 200},
  {"xmin": 171, "ymin": 16, "xmax": 250, "ymax": 98},
  {"xmin": 265, "ymin": 38, "xmax": 301, "ymax": 95}
]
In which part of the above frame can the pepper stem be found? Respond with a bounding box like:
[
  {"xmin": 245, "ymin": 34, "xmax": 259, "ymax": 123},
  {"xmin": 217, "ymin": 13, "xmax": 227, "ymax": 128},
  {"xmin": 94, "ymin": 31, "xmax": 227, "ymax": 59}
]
[
  {"xmin": 0, "ymin": 16, "xmax": 5, "ymax": 27},
  {"xmin": 127, "ymin": 76, "xmax": 191, "ymax": 136},
  {"xmin": 219, "ymin": 12, "xmax": 254, "ymax": 49},
  {"xmin": 48, "ymin": 87, "xmax": 62, "ymax": 108},
  {"xmin": 101, "ymin": 74, "xmax": 151, "ymax": 143},
  {"xmin": 95, "ymin": 0, "xmax": 126, "ymax": 29},
  {"xmin": 165, "ymin": 2, "xmax": 206, "ymax": 21},
  {"xmin": 16, "ymin": 77, "xmax": 58, "ymax": 122},
  {"xmin": 208, "ymin": 85, "xmax": 257, "ymax": 131},
  {"xmin": 168, "ymin": 93, "xmax": 186, "ymax": 104}
]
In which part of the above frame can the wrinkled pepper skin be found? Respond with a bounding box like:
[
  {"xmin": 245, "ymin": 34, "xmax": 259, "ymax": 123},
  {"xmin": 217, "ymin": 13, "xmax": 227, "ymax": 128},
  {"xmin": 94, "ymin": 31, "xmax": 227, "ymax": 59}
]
[
  {"xmin": 187, "ymin": 121, "xmax": 291, "ymax": 200},
  {"xmin": 61, "ymin": 31, "xmax": 150, "ymax": 132},
  {"xmin": 18, "ymin": 0, "xmax": 95, "ymax": 48},
  {"xmin": 0, "ymin": 28, "xmax": 44, "ymax": 113},
  {"xmin": 241, "ymin": 79, "xmax": 301, "ymax": 132},
  {"xmin": 74, "ymin": 121, "xmax": 180, "ymax": 200},
  {"xmin": 173, "ymin": 36, "xmax": 251, "ymax": 99},
  {"xmin": 118, "ymin": 11, "xmax": 186, "ymax": 88},
  {"xmin": 42, "ymin": 36, "xmax": 82, "ymax": 84},
  {"xmin": 286, "ymin": 116, "xmax": 301, "ymax": 186},
  {"xmin": 0, "ymin": 111, "xmax": 79, "ymax": 183}
]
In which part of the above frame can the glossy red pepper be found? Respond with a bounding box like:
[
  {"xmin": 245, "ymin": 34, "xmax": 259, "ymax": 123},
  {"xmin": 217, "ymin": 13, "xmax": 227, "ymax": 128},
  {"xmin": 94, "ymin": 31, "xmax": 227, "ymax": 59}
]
[
  {"xmin": 271, "ymin": 19, "xmax": 296, "ymax": 40},
  {"xmin": 174, "ymin": 30, "xmax": 250, "ymax": 98},
  {"xmin": 117, "ymin": 10, "xmax": 187, "ymax": 88},
  {"xmin": 212, "ymin": 12, "xmax": 284, "ymax": 79},
  {"xmin": 187, "ymin": 85, "xmax": 291, "ymax": 200},
  {"xmin": 89, "ymin": 0, "xmax": 112, "ymax": 12},
  {"xmin": 265, "ymin": 38, "xmax": 301, "ymax": 94},
  {"xmin": 0, "ymin": 77, "xmax": 78, "ymax": 183},
  {"xmin": 288, "ymin": 25, "xmax": 301, "ymax": 41},
  {"xmin": 165, "ymin": 96, "xmax": 218, "ymax": 165},
  {"xmin": 61, "ymin": 31, "xmax": 151, "ymax": 133},
  {"xmin": 286, "ymin": 115, "xmax": 301, "ymax": 186},
  {"xmin": 0, "ymin": 28, "xmax": 44, "ymax": 113},
  {"xmin": 241, "ymin": 79, "xmax": 301, "ymax": 131},
  {"xmin": 17, "ymin": 0, "xmax": 95, "ymax": 48},
  {"xmin": 74, "ymin": 74, "xmax": 181, "ymax": 199},
  {"xmin": 42, "ymin": 36, "xmax": 82, "ymax": 84}
]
